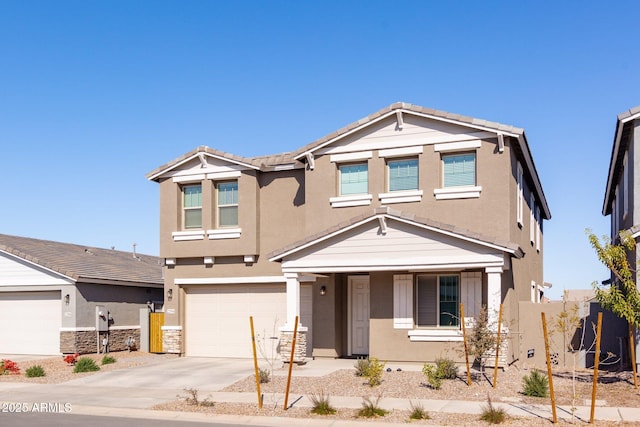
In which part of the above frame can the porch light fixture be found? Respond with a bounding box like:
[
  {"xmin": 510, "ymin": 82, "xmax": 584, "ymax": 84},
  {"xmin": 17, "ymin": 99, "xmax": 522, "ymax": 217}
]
[
  {"xmin": 167, "ymin": 288, "xmax": 173, "ymax": 301},
  {"xmin": 320, "ymin": 286, "xmax": 326, "ymax": 296},
  {"xmin": 64, "ymin": 294, "xmax": 70, "ymax": 305}
]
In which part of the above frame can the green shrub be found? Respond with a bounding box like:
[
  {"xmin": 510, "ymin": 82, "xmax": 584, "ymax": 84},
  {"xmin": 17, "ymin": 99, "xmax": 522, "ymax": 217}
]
[
  {"xmin": 364, "ymin": 357, "xmax": 385, "ymax": 387},
  {"xmin": 354, "ymin": 357, "xmax": 370, "ymax": 377},
  {"xmin": 522, "ymin": 369, "xmax": 549, "ymax": 397},
  {"xmin": 357, "ymin": 395, "xmax": 388, "ymax": 418},
  {"xmin": 308, "ymin": 389, "xmax": 336, "ymax": 415},
  {"xmin": 480, "ymin": 395, "xmax": 506, "ymax": 424},
  {"xmin": 422, "ymin": 363, "xmax": 442, "ymax": 389},
  {"xmin": 422, "ymin": 357, "xmax": 459, "ymax": 389},
  {"xmin": 434, "ymin": 357, "xmax": 458, "ymax": 379},
  {"xmin": 25, "ymin": 365, "xmax": 46, "ymax": 378},
  {"xmin": 101, "ymin": 355, "xmax": 116, "ymax": 365},
  {"xmin": 408, "ymin": 400, "xmax": 429, "ymax": 420},
  {"xmin": 259, "ymin": 367, "xmax": 270, "ymax": 383},
  {"xmin": 73, "ymin": 357, "xmax": 100, "ymax": 373}
]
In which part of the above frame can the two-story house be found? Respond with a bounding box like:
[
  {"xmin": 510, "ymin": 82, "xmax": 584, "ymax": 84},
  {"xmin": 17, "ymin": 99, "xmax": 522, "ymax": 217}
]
[
  {"xmin": 147, "ymin": 102, "xmax": 550, "ymax": 363},
  {"xmin": 602, "ymin": 105, "xmax": 640, "ymax": 371}
]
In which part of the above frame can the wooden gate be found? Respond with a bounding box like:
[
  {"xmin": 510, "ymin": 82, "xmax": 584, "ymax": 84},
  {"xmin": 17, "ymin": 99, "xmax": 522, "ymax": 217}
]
[{"xmin": 149, "ymin": 312, "xmax": 165, "ymax": 353}]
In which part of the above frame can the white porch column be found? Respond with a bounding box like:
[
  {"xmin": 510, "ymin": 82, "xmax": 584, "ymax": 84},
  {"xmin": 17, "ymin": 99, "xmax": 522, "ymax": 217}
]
[
  {"xmin": 485, "ymin": 266, "xmax": 503, "ymax": 325},
  {"xmin": 284, "ymin": 273, "xmax": 302, "ymax": 330},
  {"xmin": 279, "ymin": 272, "xmax": 307, "ymax": 362}
]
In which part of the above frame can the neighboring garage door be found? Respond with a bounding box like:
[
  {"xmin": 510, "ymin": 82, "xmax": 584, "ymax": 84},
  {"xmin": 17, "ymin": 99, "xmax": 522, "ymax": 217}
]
[
  {"xmin": 0, "ymin": 291, "xmax": 61, "ymax": 355},
  {"xmin": 185, "ymin": 284, "xmax": 287, "ymax": 358}
]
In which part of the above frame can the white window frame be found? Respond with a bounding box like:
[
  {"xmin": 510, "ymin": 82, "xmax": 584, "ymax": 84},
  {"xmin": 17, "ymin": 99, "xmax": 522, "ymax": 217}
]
[
  {"xmin": 517, "ymin": 162, "xmax": 523, "ymax": 226},
  {"xmin": 331, "ymin": 162, "xmax": 372, "ymax": 208},
  {"xmin": 529, "ymin": 193, "xmax": 536, "ymax": 245},
  {"xmin": 535, "ymin": 206, "xmax": 541, "ymax": 252},
  {"xmin": 183, "ymin": 183, "xmax": 202, "ymax": 230},
  {"xmin": 623, "ymin": 152, "xmax": 629, "ymax": 220},
  {"xmin": 217, "ymin": 180, "xmax": 239, "ymax": 228},
  {"xmin": 415, "ymin": 274, "xmax": 460, "ymax": 328},
  {"xmin": 434, "ymin": 151, "xmax": 481, "ymax": 200}
]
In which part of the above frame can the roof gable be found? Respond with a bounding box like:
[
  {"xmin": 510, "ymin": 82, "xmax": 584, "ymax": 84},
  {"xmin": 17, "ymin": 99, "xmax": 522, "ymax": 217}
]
[
  {"xmin": 0, "ymin": 234, "xmax": 163, "ymax": 285},
  {"xmin": 269, "ymin": 208, "xmax": 522, "ymax": 273}
]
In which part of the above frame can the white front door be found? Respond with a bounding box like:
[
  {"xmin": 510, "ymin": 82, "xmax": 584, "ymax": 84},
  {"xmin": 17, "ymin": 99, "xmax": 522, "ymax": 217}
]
[{"xmin": 349, "ymin": 276, "xmax": 370, "ymax": 355}]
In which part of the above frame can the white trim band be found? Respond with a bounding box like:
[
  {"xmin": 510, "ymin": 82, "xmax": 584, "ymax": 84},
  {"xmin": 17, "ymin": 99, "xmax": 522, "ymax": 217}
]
[
  {"xmin": 329, "ymin": 151, "xmax": 373, "ymax": 163},
  {"xmin": 172, "ymin": 230, "xmax": 205, "ymax": 241},
  {"xmin": 207, "ymin": 228, "xmax": 242, "ymax": 239},
  {"xmin": 433, "ymin": 140, "xmax": 482, "ymax": 152},
  {"xmin": 330, "ymin": 194, "xmax": 373, "ymax": 208},
  {"xmin": 379, "ymin": 190, "xmax": 423, "ymax": 204},
  {"xmin": 408, "ymin": 329, "xmax": 463, "ymax": 342},
  {"xmin": 434, "ymin": 186, "xmax": 482, "ymax": 200},
  {"xmin": 379, "ymin": 146, "xmax": 423, "ymax": 158},
  {"xmin": 161, "ymin": 325, "xmax": 183, "ymax": 331}
]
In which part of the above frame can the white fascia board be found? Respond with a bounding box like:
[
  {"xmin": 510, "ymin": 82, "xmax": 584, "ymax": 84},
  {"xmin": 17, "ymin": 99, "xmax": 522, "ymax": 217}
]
[
  {"xmin": 516, "ymin": 134, "xmax": 551, "ymax": 220},
  {"xmin": 148, "ymin": 152, "xmax": 259, "ymax": 181},
  {"xmin": 389, "ymin": 215, "xmax": 518, "ymax": 255},
  {"xmin": 270, "ymin": 213, "xmax": 517, "ymax": 263},
  {"xmin": 293, "ymin": 109, "xmax": 521, "ymax": 161},
  {"xmin": 0, "ymin": 250, "xmax": 76, "ymax": 284},
  {"xmin": 604, "ymin": 113, "xmax": 640, "ymax": 215}
]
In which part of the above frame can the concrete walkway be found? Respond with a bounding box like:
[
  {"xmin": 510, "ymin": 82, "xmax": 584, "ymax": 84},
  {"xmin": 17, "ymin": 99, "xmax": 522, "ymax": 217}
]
[{"xmin": 0, "ymin": 355, "xmax": 639, "ymax": 426}]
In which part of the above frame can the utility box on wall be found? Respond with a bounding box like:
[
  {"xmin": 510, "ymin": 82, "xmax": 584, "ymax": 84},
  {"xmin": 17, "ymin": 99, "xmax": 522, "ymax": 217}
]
[{"xmin": 96, "ymin": 305, "xmax": 108, "ymax": 332}]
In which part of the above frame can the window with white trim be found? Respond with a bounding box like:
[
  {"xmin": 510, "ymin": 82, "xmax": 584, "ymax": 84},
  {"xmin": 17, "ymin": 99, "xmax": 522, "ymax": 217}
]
[
  {"xmin": 416, "ymin": 274, "xmax": 459, "ymax": 327},
  {"xmin": 517, "ymin": 162, "xmax": 523, "ymax": 226},
  {"xmin": 623, "ymin": 152, "xmax": 629, "ymax": 219},
  {"xmin": 183, "ymin": 184, "xmax": 202, "ymax": 229},
  {"xmin": 535, "ymin": 205, "xmax": 541, "ymax": 252},
  {"xmin": 530, "ymin": 193, "xmax": 536, "ymax": 245},
  {"xmin": 339, "ymin": 163, "xmax": 368, "ymax": 195},
  {"xmin": 388, "ymin": 158, "xmax": 418, "ymax": 191},
  {"xmin": 217, "ymin": 180, "xmax": 238, "ymax": 227},
  {"xmin": 442, "ymin": 153, "xmax": 475, "ymax": 187}
]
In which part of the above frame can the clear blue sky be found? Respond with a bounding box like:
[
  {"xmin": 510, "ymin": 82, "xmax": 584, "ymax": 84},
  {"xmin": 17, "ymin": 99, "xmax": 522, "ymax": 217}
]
[{"xmin": 1, "ymin": 1, "xmax": 638, "ymax": 300}]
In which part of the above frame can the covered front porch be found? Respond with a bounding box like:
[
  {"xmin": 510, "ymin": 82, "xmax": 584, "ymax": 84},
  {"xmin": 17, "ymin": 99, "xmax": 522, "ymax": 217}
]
[{"xmin": 269, "ymin": 208, "xmax": 522, "ymax": 362}]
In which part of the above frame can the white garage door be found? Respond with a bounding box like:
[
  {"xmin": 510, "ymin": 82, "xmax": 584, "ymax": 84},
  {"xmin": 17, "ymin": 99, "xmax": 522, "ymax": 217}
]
[
  {"xmin": 185, "ymin": 284, "xmax": 287, "ymax": 358},
  {"xmin": 0, "ymin": 291, "xmax": 61, "ymax": 355}
]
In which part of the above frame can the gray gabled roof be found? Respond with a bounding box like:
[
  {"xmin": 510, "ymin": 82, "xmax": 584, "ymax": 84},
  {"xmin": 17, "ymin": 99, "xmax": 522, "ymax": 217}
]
[
  {"xmin": 0, "ymin": 234, "xmax": 163, "ymax": 285},
  {"xmin": 268, "ymin": 207, "xmax": 524, "ymax": 262},
  {"xmin": 146, "ymin": 102, "xmax": 550, "ymax": 220},
  {"xmin": 603, "ymin": 106, "xmax": 640, "ymax": 215}
]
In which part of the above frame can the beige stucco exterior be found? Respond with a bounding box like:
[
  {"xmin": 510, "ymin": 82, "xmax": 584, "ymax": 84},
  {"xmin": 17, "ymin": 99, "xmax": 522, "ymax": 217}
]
[{"xmin": 148, "ymin": 102, "xmax": 550, "ymax": 363}]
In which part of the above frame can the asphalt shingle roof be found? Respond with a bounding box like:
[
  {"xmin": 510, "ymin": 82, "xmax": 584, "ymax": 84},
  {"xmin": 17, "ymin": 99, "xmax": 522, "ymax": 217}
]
[{"xmin": 0, "ymin": 234, "xmax": 163, "ymax": 285}]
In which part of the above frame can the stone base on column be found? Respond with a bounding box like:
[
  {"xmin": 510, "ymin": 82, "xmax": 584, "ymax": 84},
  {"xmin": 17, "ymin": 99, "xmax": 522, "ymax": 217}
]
[{"xmin": 279, "ymin": 329, "xmax": 307, "ymax": 363}]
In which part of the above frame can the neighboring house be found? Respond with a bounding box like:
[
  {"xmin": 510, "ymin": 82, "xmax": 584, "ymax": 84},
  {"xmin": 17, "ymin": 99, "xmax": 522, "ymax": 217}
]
[
  {"xmin": 0, "ymin": 234, "xmax": 163, "ymax": 355},
  {"xmin": 147, "ymin": 102, "xmax": 551, "ymax": 363},
  {"xmin": 602, "ymin": 105, "xmax": 640, "ymax": 371}
]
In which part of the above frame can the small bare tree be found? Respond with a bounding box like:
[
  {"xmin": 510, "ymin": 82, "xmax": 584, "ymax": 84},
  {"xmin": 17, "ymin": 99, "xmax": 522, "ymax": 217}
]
[{"xmin": 466, "ymin": 306, "xmax": 498, "ymax": 377}]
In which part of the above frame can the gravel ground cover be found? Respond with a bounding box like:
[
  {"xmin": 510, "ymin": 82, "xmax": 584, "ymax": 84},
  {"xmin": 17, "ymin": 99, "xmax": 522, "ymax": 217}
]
[
  {"xmin": 0, "ymin": 351, "xmax": 177, "ymax": 384},
  {"xmin": 157, "ymin": 362, "xmax": 640, "ymax": 426}
]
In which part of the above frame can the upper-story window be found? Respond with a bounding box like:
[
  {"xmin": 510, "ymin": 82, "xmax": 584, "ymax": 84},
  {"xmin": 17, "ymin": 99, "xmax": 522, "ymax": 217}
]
[
  {"xmin": 339, "ymin": 163, "xmax": 368, "ymax": 195},
  {"xmin": 443, "ymin": 153, "xmax": 476, "ymax": 187},
  {"xmin": 217, "ymin": 180, "xmax": 238, "ymax": 227},
  {"xmin": 182, "ymin": 184, "xmax": 202, "ymax": 228},
  {"xmin": 416, "ymin": 274, "xmax": 459, "ymax": 327},
  {"xmin": 183, "ymin": 184, "xmax": 202, "ymax": 229},
  {"xmin": 388, "ymin": 158, "xmax": 418, "ymax": 191}
]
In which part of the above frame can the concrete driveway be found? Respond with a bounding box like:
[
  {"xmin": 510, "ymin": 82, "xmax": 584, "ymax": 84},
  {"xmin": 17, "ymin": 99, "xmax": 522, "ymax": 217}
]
[{"xmin": 0, "ymin": 356, "xmax": 256, "ymax": 409}]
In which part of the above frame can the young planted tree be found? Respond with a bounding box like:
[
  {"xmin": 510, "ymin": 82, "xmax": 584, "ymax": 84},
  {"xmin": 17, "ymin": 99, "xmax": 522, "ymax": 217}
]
[
  {"xmin": 588, "ymin": 229, "xmax": 640, "ymax": 383},
  {"xmin": 466, "ymin": 306, "xmax": 497, "ymax": 377}
]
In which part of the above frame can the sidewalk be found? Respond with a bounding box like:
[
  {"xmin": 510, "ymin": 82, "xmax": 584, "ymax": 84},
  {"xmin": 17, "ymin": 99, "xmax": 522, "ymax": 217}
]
[{"xmin": 0, "ymin": 356, "xmax": 639, "ymax": 425}]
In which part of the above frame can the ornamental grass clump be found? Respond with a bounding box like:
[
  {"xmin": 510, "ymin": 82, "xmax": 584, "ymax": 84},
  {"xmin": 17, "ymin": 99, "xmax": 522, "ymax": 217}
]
[
  {"xmin": 25, "ymin": 365, "xmax": 46, "ymax": 378},
  {"xmin": 480, "ymin": 395, "xmax": 507, "ymax": 424},
  {"xmin": 101, "ymin": 355, "xmax": 116, "ymax": 365},
  {"xmin": 73, "ymin": 357, "xmax": 100, "ymax": 373},
  {"xmin": 357, "ymin": 395, "xmax": 388, "ymax": 418},
  {"xmin": 308, "ymin": 389, "xmax": 336, "ymax": 415},
  {"xmin": 354, "ymin": 357, "xmax": 370, "ymax": 377},
  {"xmin": 522, "ymin": 369, "xmax": 549, "ymax": 397},
  {"xmin": 408, "ymin": 400, "xmax": 430, "ymax": 420}
]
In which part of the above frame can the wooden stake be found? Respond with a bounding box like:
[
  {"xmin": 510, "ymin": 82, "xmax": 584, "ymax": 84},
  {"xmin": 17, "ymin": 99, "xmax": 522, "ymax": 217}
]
[
  {"xmin": 249, "ymin": 316, "xmax": 262, "ymax": 409},
  {"xmin": 492, "ymin": 304, "xmax": 503, "ymax": 388},
  {"xmin": 460, "ymin": 303, "xmax": 472, "ymax": 386},
  {"xmin": 590, "ymin": 312, "xmax": 603, "ymax": 424},
  {"xmin": 541, "ymin": 312, "xmax": 557, "ymax": 424},
  {"xmin": 284, "ymin": 315, "xmax": 299, "ymax": 410},
  {"xmin": 630, "ymin": 323, "xmax": 638, "ymax": 389}
]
